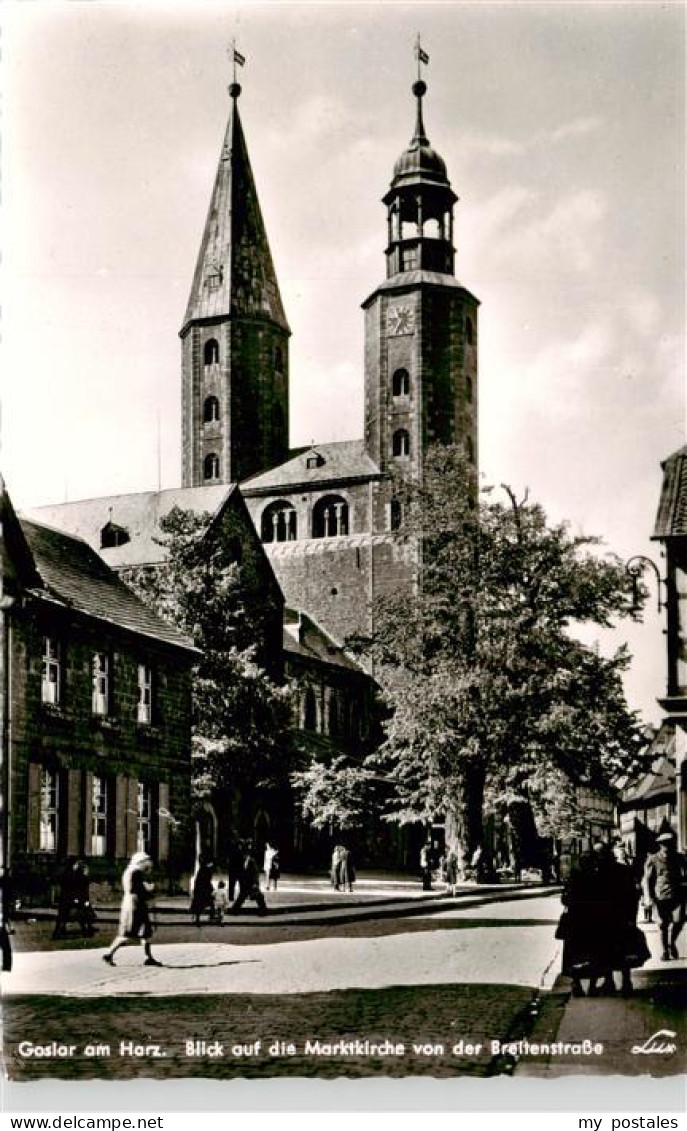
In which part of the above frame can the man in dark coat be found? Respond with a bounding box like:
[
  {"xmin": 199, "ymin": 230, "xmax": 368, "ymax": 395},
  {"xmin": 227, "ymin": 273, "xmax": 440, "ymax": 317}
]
[
  {"xmin": 561, "ymin": 842, "xmax": 640, "ymax": 997},
  {"xmin": 52, "ymin": 859, "xmax": 97, "ymax": 939},
  {"xmin": 230, "ymin": 844, "xmax": 267, "ymax": 916}
]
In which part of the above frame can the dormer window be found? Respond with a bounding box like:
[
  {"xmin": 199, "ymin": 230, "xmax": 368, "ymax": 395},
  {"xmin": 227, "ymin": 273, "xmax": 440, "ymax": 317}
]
[
  {"xmin": 306, "ymin": 452, "xmax": 324, "ymax": 470},
  {"xmin": 100, "ymin": 521, "xmax": 130, "ymax": 549},
  {"xmin": 205, "ymin": 272, "xmax": 222, "ymax": 291}
]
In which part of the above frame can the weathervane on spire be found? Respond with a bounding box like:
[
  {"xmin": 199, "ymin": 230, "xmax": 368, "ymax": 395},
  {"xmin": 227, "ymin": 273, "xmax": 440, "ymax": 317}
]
[
  {"xmin": 228, "ymin": 39, "xmax": 246, "ymax": 97},
  {"xmin": 414, "ymin": 34, "xmax": 429, "ymax": 82}
]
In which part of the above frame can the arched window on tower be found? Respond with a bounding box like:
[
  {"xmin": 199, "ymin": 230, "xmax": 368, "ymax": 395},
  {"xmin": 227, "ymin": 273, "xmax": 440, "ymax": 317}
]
[
  {"xmin": 203, "ymin": 453, "xmax": 220, "ymax": 481},
  {"xmin": 274, "ymin": 344, "xmax": 284, "ymax": 373},
  {"xmin": 466, "ymin": 435, "xmax": 475, "ymax": 463},
  {"xmin": 203, "ymin": 396, "xmax": 220, "ymax": 423},
  {"xmin": 204, "ymin": 338, "xmax": 219, "ymax": 366},
  {"xmin": 261, "ymin": 500, "xmax": 297, "ymax": 543},
  {"xmin": 465, "ymin": 317, "xmax": 474, "ymax": 346},
  {"xmin": 389, "ymin": 498, "xmax": 404, "ymax": 531},
  {"xmin": 466, "ymin": 376, "xmax": 473, "ymax": 404},
  {"xmin": 392, "ymin": 429, "xmax": 410, "ymax": 459},
  {"xmin": 392, "ymin": 368, "xmax": 410, "ymax": 398},
  {"xmin": 312, "ymin": 495, "xmax": 349, "ymax": 538}
]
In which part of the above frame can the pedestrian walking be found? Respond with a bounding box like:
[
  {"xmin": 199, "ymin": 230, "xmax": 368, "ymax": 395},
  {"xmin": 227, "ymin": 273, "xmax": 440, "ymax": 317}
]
[
  {"xmin": 0, "ymin": 867, "xmax": 15, "ymax": 935},
  {"xmin": 230, "ymin": 844, "xmax": 267, "ymax": 915},
  {"xmin": 226, "ymin": 840, "xmax": 243, "ymax": 903},
  {"xmin": 102, "ymin": 851, "xmax": 161, "ymax": 967},
  {"xmin": 643, "ymin": 831, "xmax": 687, "ymax": 961},
  {"xmin": 212, "ymin": 880, "xmax": 229, "ymax": 924},
  {"xmin": 52, "ymin": 859, "xmax": 97, "ymax": 939},
  {"xmin": 331, "ymin": 844, "xmax": 345, "ymax": 890},
  {"xmin": 445, "ymin": 849, "xmax": 459, "ymax": 896},
  {"xmin": 189, "ymin": 857, "xmax": 215, "ymax": 927},
  {"xmin": 420, "ymin": 841, "xmax": 433, "ymax": 891},
  {"xmin": 263, "ymin": 842, "xmax": 280, "ymax": 891},
  {"xmin": 339, "ymin": 846, "xmax": 355, "ymax": 892},
  {"xmin": 0, "ymin": 868, "xmax": 13, "ymax": 972},
  {"xmin": 558, "ymin": 842, "xmax": 645, "ymax": 997}
]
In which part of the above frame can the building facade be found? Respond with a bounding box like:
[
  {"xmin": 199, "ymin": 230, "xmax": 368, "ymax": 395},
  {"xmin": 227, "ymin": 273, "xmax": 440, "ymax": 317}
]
[
  {"xmin": 183, "ymin": 74, "xmax": 480, "ymax": 651},
  {"xmin": 1, "ymin": 483, "xmax": 197, "ymax": 902},
  {"xmin": 25, "ymin": 67, "xmax": 480, "ymax": 867},
  {"xmin": 650, "ymin": 443, "xmax": 687, "ymax": 850}
]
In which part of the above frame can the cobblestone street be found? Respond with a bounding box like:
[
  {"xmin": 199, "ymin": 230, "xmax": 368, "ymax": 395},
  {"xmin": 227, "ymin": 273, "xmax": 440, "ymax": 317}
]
[
  {"xmin": 3, "ymin": 887, "xmax": 685, "ymax": 1082},
  {"xmin": 3, "ymin": 889, "xmax": 558, "ymax": 1080}
]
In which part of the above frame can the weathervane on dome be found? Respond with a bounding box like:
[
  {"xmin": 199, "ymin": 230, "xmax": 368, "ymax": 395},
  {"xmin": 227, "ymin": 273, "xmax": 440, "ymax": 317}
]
[
  {"xmin": 228, "ymin": 38, "xmax": 246, "ymax": 98},
  {"xmin": 414, "ymin": 34, "xmax": 429, "ymax": 82}
]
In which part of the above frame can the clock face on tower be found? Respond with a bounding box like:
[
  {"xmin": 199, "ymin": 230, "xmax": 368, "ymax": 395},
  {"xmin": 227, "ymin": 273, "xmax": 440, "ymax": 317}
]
[{"xmin": 388, "ymin": 304, "xmax": 415, "ymax": 336}]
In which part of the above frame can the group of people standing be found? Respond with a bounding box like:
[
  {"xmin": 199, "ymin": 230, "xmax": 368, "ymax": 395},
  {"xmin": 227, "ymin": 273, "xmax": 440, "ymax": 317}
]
[
  {"xmin": 189, "ymin": 841, "xmax": 281, "ymax": 925},
  {"xmin": 331, "ymin": 844, "xmax": 355, "ymax": 891},
  {"xmin": 559, "ymin": 832, "xmax": 685, "ymax": 997}
]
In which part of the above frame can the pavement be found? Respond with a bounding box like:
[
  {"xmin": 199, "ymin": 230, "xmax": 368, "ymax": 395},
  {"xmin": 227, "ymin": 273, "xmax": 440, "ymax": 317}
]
[
  {"xmin": 16, "ymin": 874, "xmax": 540, "ymax": 926},
  {"xmin": 2, "ymin": 880, "xmax": 686, "ymax": 1081},
  {"xmin": 5, "ymin": 884, "xmax": 563, "ymax": 996}
]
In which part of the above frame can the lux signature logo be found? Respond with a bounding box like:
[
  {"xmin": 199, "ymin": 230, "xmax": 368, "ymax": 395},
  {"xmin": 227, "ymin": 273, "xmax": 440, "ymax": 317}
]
[{"xmin": 631, "ymin": 1030, "xmax": 677, "ymax": 1056}]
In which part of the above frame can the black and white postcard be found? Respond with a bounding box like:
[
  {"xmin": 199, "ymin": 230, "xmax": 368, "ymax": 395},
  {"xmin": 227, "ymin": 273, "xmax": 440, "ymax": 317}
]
[{"xmin": 1, "ymin": 1, "xmax": 685, "ymax": 1118}]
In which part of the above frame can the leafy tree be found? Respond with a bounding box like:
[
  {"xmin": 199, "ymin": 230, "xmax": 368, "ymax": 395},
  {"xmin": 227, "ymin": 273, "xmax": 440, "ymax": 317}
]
[
  {"xmin": 300, "ymin": 445, "xmax": 649, "ymax": 877},
  {"xmin": 291, "ymin": 756, "xmax": 380, "ymax": 833},
  {"xmin": 122, "ymin": 507, "xmax": 294, "ymax": 810}
]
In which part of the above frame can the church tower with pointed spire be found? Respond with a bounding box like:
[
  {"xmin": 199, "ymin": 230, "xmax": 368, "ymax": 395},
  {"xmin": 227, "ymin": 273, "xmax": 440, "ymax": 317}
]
[
  {"xmin": 180, "ymin": 76, "xmax": 291, "ymax": 487},
  {"xmin": 362, "ymin": 74, "xmax": 479, "ymax": 495}
]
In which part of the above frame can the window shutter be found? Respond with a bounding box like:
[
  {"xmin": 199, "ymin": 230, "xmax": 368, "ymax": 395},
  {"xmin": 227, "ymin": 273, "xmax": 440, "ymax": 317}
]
[
  {"xmin": 66, "ymin": 769, "xmax": 82, "ymax": 856},
  {"xmin": 27, "ymin": 763, "xmax": 42, "ymax": 852},
  {"xmin": 84, "ymin": 772, "xmax": 94, "ymax": 857},
  {"xmin": 115, "ymin": 776, "xmax": 129, "ymax": 859},
  {"xmin": 158, "ymin": 782, "xmax": 170, "ymax": 863},
  {"xmin": 126, "ymin": 778, "xmax": 138, "ymax": 856}
]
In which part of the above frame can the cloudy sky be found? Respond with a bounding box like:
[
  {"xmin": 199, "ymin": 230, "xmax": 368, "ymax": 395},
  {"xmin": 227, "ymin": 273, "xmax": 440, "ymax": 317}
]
[{"xmin": 1, "ymin": 1, "xmax": 684, "ymax": 722}]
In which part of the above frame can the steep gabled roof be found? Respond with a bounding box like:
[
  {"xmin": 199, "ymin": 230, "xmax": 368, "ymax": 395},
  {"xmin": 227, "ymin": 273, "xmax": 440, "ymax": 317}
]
[
  {"xmin": 25, "ymin": 485, "xmax": 235, "ymax": 569},
  {"xmin": 242, "ymin": 440, "xmax": 380, "ymax": 495},
  {"xmin": 20, "ymin": 519, "xmax": 197, "ymax": 654},
  {"xmin": 620, "ymin": 723, "xmax": 676, "ymax": 805},
  {"xmin": 181, "ymin": 90, "xmax": 289, "ymax": 335},
  {"xmin": 653, "ymin": 444, "xmax": 687, "ymax": 538}
]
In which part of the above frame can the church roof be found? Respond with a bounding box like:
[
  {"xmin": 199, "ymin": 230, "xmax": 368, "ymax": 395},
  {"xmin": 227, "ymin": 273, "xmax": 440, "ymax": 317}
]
[
  {"xmin": 391, "ymin": 81, "xmax": 450, "ymax": 190},
  {"xmin": 181, "ymin": 89, "xmax": 289, "ymax": 336},
  {"xmin": 24, "ymin": 485, "xmax": 235, "ymax": 570},
  {"xmin": 283, "ymin": 609, "xmax": 365, "ymax": 674},
  {"xmin": 242, "ymin": 440, "xmax": 381, "ymax": 494},
  {"xmin": 19, "ymin": 518, "xmax": 196, "ymax": 654},
  {"xmin": 653, "ymin": 444, "xmax": 687, "ymax": 538},
  {"xmin": 362, "ymin": 270, "xmax": 479, "ymax": 307}
]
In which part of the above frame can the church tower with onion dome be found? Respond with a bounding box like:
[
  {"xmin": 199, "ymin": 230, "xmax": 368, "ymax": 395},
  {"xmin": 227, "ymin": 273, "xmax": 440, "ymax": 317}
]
[
  {"xmin": 362, "ymin": 73, "xmax": 479, "ymax": 496},
  {"xmin": 180, "ymin": 76, "xmax": 291, "ymax": 488}
]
